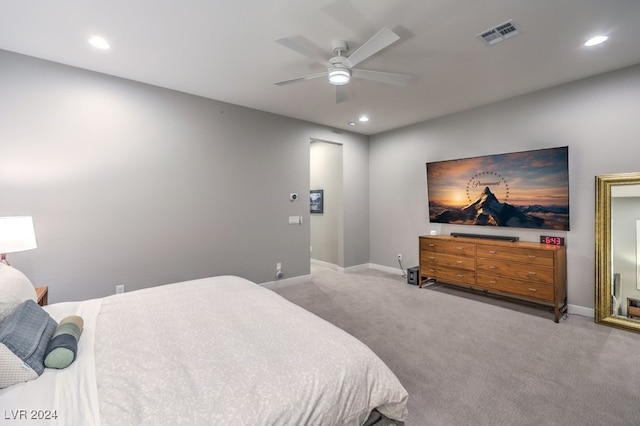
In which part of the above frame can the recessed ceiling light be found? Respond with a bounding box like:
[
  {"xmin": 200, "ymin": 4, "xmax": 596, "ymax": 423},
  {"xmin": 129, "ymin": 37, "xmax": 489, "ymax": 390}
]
[
  {"xmin": 348, "ymin": 122, "xmax": 356, "ymax": 126},
  {"xmin": 584, "ymin": 35, "xmax": 608, "ymax": 47},
  {"xmin": 88, "ymin": 36, "xmax": 110, "ymax": 50},
  {"xmin": 358, "ymin": 115, "xmax": 369, "ymax": 122}
]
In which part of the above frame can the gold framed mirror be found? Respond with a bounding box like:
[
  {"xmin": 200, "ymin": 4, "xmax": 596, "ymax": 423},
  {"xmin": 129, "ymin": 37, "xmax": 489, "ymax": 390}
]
[{"xmin": 595, "ymin": 172, "xmax": 640, "ymax": 333}]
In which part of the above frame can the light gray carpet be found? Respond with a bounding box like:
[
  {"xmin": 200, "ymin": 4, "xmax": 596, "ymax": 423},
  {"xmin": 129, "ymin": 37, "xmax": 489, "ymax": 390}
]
[{"xmin": 270, "ymin": 265, "xmax": 640, "ymax": 426}]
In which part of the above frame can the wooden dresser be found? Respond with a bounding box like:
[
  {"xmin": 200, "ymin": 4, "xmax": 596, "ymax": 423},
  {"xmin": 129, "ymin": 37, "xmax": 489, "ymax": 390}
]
[{"xmin": 419, "ymin": 235, "xmax": 567, "ymax": 322}]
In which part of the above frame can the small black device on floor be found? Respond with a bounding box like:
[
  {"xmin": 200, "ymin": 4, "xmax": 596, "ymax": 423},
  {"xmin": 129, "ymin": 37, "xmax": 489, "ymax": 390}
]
[{"xmin": 407, "ymin": 267, "xmax": 419, "ymax": 285}]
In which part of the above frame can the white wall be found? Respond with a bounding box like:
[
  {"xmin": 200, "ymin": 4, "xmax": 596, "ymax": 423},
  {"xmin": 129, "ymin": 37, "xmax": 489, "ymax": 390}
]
[
  {"xmin": 369, "ymin": 64, "xmax": 640, "ymax": 313},
  {"xmin": 0, "ymin": 50, "xmax": 369, "ymax": 302},
  {"xmin": 310, "ymin": 140, "xmax": 343, "ymax": 266}
]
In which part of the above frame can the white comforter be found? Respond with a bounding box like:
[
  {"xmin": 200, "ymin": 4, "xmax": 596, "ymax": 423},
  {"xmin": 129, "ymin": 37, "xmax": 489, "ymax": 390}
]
[
  {"xmin": 1, "ymin": 276, "xmax": 408, "ymax": 425},
  {"xmin": 0, "ymin": 298, "xmax": 102, "ymax": 425}
]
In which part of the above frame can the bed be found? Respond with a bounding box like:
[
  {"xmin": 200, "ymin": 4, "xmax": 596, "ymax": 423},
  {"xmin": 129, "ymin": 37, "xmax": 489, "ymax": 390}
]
[{"xmin": 0, "ymin": 275, "xmax": 408, "ymax": 425}]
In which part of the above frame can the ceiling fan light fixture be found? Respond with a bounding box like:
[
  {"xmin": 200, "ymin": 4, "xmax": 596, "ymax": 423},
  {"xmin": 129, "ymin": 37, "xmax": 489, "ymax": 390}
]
[{"xmin": 328, "ymin": 67, "xmax": 351, "ymax": 85}]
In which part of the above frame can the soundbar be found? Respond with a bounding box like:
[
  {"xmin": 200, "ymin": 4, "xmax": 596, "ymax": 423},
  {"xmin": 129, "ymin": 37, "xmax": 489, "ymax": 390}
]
[{"xmin": 450, "ymin": 232, "xmax": 519, "ymax": 242}]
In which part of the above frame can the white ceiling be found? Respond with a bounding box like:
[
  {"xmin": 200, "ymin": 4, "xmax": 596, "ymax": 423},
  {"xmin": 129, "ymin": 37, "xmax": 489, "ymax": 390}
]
[{"xmin": 1, "ymin": 0, "xmax": 640, "ymax": 135}]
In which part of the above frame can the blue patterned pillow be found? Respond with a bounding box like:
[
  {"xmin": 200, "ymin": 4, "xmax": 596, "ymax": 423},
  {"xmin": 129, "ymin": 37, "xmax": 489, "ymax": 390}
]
[{"xmin": 0, "ymin": 300, "xmax": 57, "ymax": 388}]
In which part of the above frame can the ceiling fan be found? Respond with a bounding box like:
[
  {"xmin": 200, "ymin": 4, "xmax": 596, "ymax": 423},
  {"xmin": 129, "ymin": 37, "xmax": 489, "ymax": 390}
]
[{"xmin": 274, "ymin": 27, "xmax": 411, "ymax": 103}]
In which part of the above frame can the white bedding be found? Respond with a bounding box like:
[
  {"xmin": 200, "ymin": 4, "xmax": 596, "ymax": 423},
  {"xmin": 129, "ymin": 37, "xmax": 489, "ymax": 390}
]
[
  {"xmin": 0, "ymin": 299, "xmax": 102, "ymax": 425},
  {"xmin": 0, "ymin": 276, "xmax": 407, "ymax": 425}
]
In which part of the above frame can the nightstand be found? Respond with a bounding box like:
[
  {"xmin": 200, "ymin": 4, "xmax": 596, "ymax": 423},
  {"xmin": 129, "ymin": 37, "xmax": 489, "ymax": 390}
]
[
  {"xmin": 628, "ymin": 297, "xmax": 640, "ymax": 319},
  {"xmin": 35, "ymin": 286, "xmax": 48, "ymax": 306}
]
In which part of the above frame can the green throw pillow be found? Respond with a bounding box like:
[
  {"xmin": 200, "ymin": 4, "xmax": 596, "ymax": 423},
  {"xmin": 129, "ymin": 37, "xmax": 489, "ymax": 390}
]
[{"xmin": 44, "ymin": 315, "xmax": 83, "ymax": 369}]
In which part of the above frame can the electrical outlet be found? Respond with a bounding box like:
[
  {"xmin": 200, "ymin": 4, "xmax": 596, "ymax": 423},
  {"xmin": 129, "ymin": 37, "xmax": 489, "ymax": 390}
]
[
  {"xmin": 116, "ymin": 284, "xmax": 125, "ymax": 294},
  {"xmin": 397, "ymin": 254, "xmax": 402, "ymax": 261}
]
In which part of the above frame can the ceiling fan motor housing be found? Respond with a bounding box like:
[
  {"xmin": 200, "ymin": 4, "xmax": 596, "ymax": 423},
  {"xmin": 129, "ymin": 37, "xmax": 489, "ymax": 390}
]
[
  {"xmin": 331, "ymin": 40, "xmax": 348, "ymax": 56},
  {"xmin": 328, "ymin": 40, "xmax": 350, "ymax": 85}
]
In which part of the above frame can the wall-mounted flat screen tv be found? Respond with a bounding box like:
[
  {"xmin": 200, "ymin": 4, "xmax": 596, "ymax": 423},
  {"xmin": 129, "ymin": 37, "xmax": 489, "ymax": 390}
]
[{"xmin": 426, "ymin": 146, "xmax": 569, "ymax": 231}]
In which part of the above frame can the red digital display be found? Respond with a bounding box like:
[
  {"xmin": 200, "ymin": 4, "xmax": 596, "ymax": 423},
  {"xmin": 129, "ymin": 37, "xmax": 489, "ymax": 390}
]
[{"xmin": 540, "ymin": 236, "xmax": 565, "ymax": 246}]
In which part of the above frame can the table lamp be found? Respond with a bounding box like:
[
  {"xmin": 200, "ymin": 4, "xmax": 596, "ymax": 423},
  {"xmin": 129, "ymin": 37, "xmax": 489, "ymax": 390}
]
[{"xmin": 0, "ymin": 216, "xmax": 37, "ymax": 266}]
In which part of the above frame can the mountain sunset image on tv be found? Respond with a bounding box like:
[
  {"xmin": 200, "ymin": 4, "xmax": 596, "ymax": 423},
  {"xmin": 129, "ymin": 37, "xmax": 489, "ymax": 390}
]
[{"xmin": 426, "ymin": 146, "xmax": 569, "ymax": 231}]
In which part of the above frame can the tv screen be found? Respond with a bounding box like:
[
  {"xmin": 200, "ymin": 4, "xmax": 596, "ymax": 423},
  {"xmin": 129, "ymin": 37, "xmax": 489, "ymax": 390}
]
[{"xmin": 426, "ymin": 146, "xmax": 569, "ymax": 231}]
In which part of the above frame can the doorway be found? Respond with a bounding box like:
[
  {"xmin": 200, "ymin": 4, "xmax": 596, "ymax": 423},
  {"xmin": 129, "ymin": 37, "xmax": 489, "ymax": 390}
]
[{"xmin": 310, "ymin": 139, "xmax": 343, "ymax": 269}]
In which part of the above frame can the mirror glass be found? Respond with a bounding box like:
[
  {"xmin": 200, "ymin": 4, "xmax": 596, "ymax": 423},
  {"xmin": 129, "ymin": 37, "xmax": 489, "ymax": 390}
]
[{"xmin": 595, "ymin": 173, "xmax": 640, "ymax": 332}]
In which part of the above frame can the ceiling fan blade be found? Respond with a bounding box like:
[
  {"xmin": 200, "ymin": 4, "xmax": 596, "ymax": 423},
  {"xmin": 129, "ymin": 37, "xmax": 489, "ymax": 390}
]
[
  {"xmin": 275, "ymin": 72, "xmax": 327, "ymax": 86},
  {"xmin": 352, "ymin": 69, "xmax": 412, "ymax": 86},
  {"xmin": 342, "ymin": 27, "xmax": 400, "ymax": 69},
  {"xmin": 336, "ymin": 85, "xmax": 348, "ymax": 104},
  {"xmin": 275, "ymin": 37, "xmax": 332, "ymax": 67}
]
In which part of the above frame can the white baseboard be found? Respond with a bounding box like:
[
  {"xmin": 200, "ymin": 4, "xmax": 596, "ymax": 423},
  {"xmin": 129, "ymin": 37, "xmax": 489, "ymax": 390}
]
[
  {"xmin": 312, "ymin": 261, "xmax": 406, "ymax": 276},
  {"xmin": 311, "ymin": 259, "xmax": 397, "ymax": 274},
  {"xmin": 311, "ymin": 258, "xmax": 340, "ymax": 271},
  {"xmin": 310, "ymin": 259, "xmax": 374, "ymax": 273},
  {"xmin": 261, "ymin": 274, "xmax": 312, "ymax": 290},
  {"xmin": 368, "ymin": 263, "xmax": 405, "ymax": 276},
  {"xmin": 342, "ymin": 263, "xmax": 371, "ymax": 273},
  {"xmin": 568, "ymin": 304, "xmax": 594, "ymax": 318}
]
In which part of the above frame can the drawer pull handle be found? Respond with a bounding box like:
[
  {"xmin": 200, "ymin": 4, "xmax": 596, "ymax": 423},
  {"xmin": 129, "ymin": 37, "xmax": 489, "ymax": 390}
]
[
  {"xmin": 488, "ymin": 250, "xmax": 497, "ymax": 254},
  {"xmin": 429, "ymin": 256, "xmax": 435, "ymax": 259},
  {"xmin": 528, "ymin": 288, "xmax": 538, "ymax": 292},
  {"xmin": 528, "ymin": 255, "xmax": 536, "ymax": 259},
  {"xmin": 489, "ymin": 280, "xmax": 497, "ymax": 284},
  {"xmin": 456, "ymin": 260, "xmax": 463, "ymax": 264},
  {"xmin": 528, "ymin": 272, "xmax": 537, "ymax": 275},
  {"xmin": 456, "ymin": 274, "xmax": 464, "ymax": 278},
  {"xmin": 489, "ymin": 265, "xmax": 496, "ymax": 269},
  {"xmin": 429, "ymin": 244, "xmax": 435, "ymax": 247},
  {"xmin": 456, "ymin": 247, "xmax": 463, "ymax": 250}
]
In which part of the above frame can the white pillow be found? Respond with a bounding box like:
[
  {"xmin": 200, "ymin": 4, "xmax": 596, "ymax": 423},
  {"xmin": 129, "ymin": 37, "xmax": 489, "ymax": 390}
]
[{"xmin": 0, "ymin": 263, "xmax": 36, "ymax": 324}]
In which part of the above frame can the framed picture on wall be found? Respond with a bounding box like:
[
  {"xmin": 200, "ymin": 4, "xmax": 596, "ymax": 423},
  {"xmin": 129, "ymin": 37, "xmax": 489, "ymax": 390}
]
[{"xmin": 310, "ymin": 189, "xmax": 324, "ymax": 214}]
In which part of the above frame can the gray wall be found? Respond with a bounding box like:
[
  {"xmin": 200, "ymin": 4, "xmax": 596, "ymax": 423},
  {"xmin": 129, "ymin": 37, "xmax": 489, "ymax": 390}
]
[
  {"xmin": 0, "ymin": 50, "xmax": 369, "ymax": 303},
  {"xmin": 310, "ymin": 140, "xmax": 343, "ymax": 266},
  {"xmin": 4, "ymin": 46, "xmax": 638, "ymax": 313},
  {"xmin": 369, "ymin": 64, "xmax": 640, "ymax": 313}
]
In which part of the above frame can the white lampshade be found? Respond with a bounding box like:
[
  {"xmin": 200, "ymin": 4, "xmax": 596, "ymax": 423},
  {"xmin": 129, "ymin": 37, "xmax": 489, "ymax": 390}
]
[{"xmin": 0, "ymin": 216, "xmax": 37, "ymax": 255}]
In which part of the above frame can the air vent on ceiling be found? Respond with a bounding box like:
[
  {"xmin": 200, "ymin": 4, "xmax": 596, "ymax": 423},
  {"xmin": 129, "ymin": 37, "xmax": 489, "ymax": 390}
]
[{"xmin": 478, "ymin": 20, "xmax": 519, "ymax": 45}]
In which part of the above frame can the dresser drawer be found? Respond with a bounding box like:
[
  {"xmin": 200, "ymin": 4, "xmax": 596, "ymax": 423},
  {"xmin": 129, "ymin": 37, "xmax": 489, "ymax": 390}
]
[
  {"xmin": 432, "ymin": 268, "xmax": 476, "ymax": 286},
  {"xmin": 420, "ymin": 252, "xmax": 475, "ymax": 271},
  {"xmin": 477, "ymin": 244, "xmax": 554, "ymax": 267},
  {"xmin": 477, "ymin": 273, "xmax": 554, "ymax": 303},
  {"xmin": 420, "ymin": 265, "xmax": 437, "ymax": 278},
  {"xmin": 420, "ymin": 238, "xmax": 476, "ymax": 257},
  {"xmin": 476, "ymin": 258, "xmax": 554, "ymax": 284}
]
